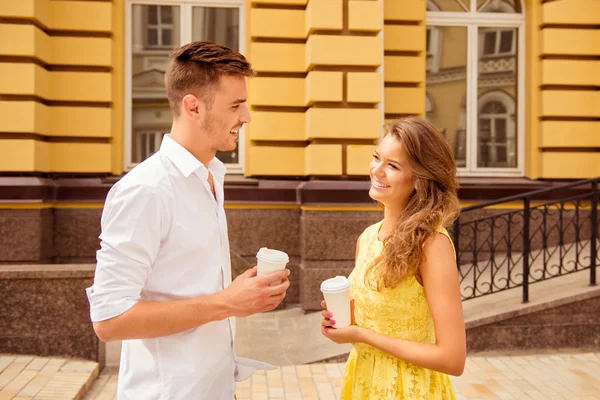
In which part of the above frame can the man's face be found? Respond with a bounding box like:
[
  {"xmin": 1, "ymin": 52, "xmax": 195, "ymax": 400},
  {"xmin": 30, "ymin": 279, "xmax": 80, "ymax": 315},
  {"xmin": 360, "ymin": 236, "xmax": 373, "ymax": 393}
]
[{"xmin": 203, "ymin": 74, "xmax": 251, "ymax": 153}]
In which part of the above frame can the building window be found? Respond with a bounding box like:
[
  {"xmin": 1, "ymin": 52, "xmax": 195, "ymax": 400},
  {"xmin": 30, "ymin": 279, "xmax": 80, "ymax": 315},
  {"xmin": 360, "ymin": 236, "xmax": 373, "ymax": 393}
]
[
  {"xmin": 429, "ymin": 0, "xmax": 469, "ymax": 12},
  {"xmin": 426, "ymin": 1, "xmax": 442, "ymax": 73},
  {"xmin": 146, "ymin": 6, "xmax": 174, "ymax": 48},
  {"xmin": 478, "ymin": 91, "xmax": 516, "ymax": 168},
  {"xmin": 426, "ymin": 0, "xmax": 524, "ymax": 176},
  {"xmin": 135, "ymin": 131, "xmax": 166, "ymax": 162},
  {"xmin": 125, "ymin": 0, "xmax": 245, "ymax": 173},
  {"xmin": 426, "ymin": 93, "xmax": 434, "ymax": 121},
  {"xmin": 481, "ymin": 29, "xmax": 515, "ymax": 57},
  {"xmin": 426, "ymin": 28, "xmax": 431, "ymax": 53},
  {"xmin": 455, "ymin": 105, "xmax": 467, "ymax": 168}
]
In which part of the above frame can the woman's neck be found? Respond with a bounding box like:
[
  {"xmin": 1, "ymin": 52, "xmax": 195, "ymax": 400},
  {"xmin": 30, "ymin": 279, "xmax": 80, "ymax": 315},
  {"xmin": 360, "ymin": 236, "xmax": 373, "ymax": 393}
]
[{"xmin": 379, "ymin": 206, "xmax": 403, "ymax": 241}]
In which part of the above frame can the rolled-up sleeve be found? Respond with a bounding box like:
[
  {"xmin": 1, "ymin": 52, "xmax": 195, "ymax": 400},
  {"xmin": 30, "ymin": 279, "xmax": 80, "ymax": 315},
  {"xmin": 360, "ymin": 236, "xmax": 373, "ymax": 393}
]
[{"xmin": 86, "ymin": 183, "xmax": 162, "ymax": 322}]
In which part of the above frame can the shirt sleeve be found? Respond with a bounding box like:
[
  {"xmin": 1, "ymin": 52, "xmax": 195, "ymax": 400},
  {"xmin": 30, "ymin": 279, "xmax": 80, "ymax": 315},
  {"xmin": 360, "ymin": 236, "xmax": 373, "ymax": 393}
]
[{"xmin": 86, "ymin": 183, "xmax": 163, "ymax": 322}]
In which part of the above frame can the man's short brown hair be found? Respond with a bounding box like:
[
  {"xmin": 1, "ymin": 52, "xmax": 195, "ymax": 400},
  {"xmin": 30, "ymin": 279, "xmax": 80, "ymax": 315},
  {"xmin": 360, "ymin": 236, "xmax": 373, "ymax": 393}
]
[{"xmin": 165, "ymin": 40, "xmax": 255, "ymax": 117}]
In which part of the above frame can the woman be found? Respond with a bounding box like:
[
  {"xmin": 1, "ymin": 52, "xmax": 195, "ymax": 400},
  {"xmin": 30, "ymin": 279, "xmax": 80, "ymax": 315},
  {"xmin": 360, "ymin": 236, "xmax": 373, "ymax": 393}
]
[{"xmin": 321, "ymin": 117, "xmax": 466, "ymax": 399}]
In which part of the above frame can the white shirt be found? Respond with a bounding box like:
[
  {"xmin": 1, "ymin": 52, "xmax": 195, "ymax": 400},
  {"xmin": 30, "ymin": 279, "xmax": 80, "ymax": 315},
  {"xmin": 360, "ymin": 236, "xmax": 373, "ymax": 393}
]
[{"xmin": 86, "ymin": 135, "xmax": 274, "ymax": 400}]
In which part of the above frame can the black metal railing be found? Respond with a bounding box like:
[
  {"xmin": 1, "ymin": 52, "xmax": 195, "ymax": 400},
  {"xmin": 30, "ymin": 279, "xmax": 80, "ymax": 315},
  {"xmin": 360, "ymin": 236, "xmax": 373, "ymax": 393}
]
[{"xmin": 450, "ymin": 178, "xmax": 599, "ymax": 303}]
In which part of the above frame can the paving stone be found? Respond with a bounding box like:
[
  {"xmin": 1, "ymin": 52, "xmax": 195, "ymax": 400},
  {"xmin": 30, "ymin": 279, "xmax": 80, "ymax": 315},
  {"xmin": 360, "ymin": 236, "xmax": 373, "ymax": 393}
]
[
  {"xmin": 4, "ymin": 352, "xmax": 599, "ymax": 399},
  {"xmin": 0, "ymin": 357, "xmax": 98, "ymax": 400},
  {"xmin": 24, "ymin": 360, "xmax": 49, "ymax": 373},
  {"xmin": 0, "ymin": 363, "xmax": 28, "ymax": 390},
  {"xmin": 0, "ymin": 370, "xmax": 38, "ymax": 398}
]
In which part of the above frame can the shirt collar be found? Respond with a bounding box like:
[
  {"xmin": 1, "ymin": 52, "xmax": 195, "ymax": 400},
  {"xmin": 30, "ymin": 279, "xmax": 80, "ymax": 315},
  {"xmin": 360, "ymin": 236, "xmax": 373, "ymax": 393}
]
[
  {"xmin": 160, "ymin": 135, "xmax": 227, "ymax": 181},
  {"xmin": 207, "ymin": 156, "xmax": 227, "ymax": 183}
]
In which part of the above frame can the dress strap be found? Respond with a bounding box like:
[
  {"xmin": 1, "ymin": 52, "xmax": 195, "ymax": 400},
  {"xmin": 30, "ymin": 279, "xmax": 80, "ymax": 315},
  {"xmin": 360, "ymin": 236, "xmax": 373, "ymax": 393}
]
[{"xmin": 437, "ymin": 227, "xmax": 456, "ymax": 259}]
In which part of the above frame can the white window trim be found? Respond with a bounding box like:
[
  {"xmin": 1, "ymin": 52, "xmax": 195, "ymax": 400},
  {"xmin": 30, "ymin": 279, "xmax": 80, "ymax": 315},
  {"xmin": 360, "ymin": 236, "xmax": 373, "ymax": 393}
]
[
  {"xmin": 124, "ymin": 0, "xmax": 246, "ymax": 174},
  {"xmin": 426, "ymin": 0, "xmax": 525, "ymax": 177}
]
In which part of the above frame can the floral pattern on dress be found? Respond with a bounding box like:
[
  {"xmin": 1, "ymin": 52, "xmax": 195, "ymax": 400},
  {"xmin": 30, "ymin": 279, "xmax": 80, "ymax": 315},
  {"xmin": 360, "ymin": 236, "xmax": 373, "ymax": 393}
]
[{"xmin": 340, "ymin": 221, "xmax": 456, "ymax": 400}]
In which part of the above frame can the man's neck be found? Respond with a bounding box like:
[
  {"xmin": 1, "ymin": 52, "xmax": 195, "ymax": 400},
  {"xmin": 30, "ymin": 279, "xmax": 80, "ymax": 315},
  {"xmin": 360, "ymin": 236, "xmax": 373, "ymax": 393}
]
[{"xmin": 169, "ymin": 124, "xmax": 215, "ymax": 167}]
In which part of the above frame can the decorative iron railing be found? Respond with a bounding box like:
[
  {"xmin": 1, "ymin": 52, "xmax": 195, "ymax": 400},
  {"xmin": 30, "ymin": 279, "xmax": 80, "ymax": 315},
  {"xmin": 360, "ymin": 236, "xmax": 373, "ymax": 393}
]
[{"xmin": 450, "ymin": 178, "xmax": 599, "ymax": 302}]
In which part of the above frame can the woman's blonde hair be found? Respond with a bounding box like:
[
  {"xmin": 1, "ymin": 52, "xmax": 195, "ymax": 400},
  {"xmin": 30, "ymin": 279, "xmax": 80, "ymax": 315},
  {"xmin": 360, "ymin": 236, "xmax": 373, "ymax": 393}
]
[{"xmin": 364, "ymin": 117, "xmax": 460, "ymax": 290}]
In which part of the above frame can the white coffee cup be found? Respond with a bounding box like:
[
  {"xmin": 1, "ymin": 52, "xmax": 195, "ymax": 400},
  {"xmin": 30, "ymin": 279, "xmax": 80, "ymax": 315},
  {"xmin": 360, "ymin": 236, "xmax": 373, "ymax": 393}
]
[
  {"xmin": 256, "ymin": 247, "xmax": 289, "ymax": 279},
  {"xmin": 320, "ymin": 276, "xmax": 351, "ymax": 329}
]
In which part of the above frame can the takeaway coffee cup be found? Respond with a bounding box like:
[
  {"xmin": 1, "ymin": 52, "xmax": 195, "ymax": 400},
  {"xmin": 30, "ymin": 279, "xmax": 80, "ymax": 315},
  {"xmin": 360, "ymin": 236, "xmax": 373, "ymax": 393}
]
[
  {"xmin": 320, "ymin": 276, "xmax": 351, "ymax": 329},
  {"xmin": 256, "ymin": 247, "xmax": 289, "ymax": 280}
]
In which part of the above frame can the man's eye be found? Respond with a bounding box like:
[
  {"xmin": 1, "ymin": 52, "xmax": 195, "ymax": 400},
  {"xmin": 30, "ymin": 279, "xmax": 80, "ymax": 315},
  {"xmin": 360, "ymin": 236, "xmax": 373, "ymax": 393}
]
[{"xmin": 232, "ymin": 105, "xmax": 240, "ymax": 110}]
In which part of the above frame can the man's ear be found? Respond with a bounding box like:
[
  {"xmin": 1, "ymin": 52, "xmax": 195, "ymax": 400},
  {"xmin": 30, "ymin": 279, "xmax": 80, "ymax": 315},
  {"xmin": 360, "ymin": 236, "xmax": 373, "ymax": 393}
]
[{"xmin": 182, "ymin": 95, "xmax": 201, "ymax": 120}]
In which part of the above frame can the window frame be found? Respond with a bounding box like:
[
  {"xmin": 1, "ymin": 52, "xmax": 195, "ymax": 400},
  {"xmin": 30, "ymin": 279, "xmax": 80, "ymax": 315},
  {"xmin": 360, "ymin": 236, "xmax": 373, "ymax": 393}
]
[
  {"xmin": 426, "ymin": 0, "xmax": 525, "ymax": 177},
  {"xmin": 124, "ymin": 0, "xmax": 246, "ymax": 174}
]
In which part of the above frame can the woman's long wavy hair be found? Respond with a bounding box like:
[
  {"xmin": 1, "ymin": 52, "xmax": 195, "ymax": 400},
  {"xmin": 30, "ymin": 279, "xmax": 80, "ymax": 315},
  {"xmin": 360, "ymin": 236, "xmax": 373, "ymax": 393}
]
[{"xmin": 364, "ymin": 117, "xmax": 460, "ymax": 290}]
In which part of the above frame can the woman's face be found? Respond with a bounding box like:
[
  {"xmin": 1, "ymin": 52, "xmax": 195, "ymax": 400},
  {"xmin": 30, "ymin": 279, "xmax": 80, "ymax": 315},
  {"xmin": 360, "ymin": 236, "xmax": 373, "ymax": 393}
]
[{"xmin": 368, "ymin": 134, "xmax": 415, "ymax": 211}]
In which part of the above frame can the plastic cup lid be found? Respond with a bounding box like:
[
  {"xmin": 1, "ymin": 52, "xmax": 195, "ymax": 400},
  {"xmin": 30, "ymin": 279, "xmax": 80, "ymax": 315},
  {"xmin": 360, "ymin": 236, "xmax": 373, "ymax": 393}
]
[
  {"xmin": 256, "ymin": 247, "xmax": 289, "ymax": 264},
  {"xmin": 320, "ymin": 276, "xmax": 350, "ymax": 293}
]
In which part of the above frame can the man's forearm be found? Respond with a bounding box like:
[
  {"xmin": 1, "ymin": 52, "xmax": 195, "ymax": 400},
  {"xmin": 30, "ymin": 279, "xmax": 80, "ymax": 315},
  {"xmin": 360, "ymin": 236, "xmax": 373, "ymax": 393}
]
[{"xmin": 93, "ymin": 291, "xmax": 231, "ymax": 341}]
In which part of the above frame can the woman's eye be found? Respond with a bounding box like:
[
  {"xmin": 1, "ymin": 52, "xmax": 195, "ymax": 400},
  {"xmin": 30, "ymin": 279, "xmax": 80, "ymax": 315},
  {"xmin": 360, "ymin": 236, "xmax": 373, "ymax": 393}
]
[
  {"xmin": 373, "ymin": 154, "xmax": 380, "ymax": 160},
  {"xmin": 389, "ymin": 164, "xmax": 399, "ymax": 170}
]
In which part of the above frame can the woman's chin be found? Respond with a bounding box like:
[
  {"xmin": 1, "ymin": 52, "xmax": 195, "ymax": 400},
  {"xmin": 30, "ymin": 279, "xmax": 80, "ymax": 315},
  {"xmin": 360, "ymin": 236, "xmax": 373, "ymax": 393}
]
[{"xmin": 369, "ymin": 188, "xmax": 386, "ymax": 203}]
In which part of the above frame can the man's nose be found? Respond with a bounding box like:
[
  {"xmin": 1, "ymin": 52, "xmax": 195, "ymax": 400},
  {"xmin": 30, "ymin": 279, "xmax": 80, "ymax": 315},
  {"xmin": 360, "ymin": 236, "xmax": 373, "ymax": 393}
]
[{"xmin": 240, "ymin": 104, "xmax": 251, "ymax": 124}]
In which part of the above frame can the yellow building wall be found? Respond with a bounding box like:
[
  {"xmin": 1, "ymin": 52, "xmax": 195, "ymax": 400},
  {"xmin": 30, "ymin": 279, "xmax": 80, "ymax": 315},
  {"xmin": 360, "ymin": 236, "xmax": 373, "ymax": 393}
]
[
  {"xmin": 386, "ymin": 0, "xmax": 598, "ymax": 180},
  {"xmin": 245, "ymin": 0, "xmax": 384, "ymax": 177},
  {"xmin": 0, "ymin": 0, "xmax": 118, "ymax": 174},
  {"xmin": 523, "ymin": 0, "xmax": 541, "ymax": 178},
  {"xmin": 539, "ymin": 0, "xmax": 600, "ymax": 178},
  {"xmin": 383, "ymin": 1, "xmax": 426, "ymax": 125},
  {"xmin": 1, "ymin": 0, "xmax": 597, "ymax": 180}
]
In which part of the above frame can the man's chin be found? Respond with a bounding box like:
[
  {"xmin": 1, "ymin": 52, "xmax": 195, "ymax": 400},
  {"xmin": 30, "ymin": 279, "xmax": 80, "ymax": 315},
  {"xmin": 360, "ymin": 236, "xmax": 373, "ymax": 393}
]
[{"xmin": 217, "ymin": 142, "xmax": 238, "ymax": 153}]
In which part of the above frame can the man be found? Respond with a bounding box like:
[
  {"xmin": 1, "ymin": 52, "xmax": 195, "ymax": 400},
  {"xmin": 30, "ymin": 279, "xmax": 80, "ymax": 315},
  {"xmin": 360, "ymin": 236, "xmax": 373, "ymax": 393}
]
[{"xmin": 86, "ymin": 41, "xmax": 290, "ymax": 400}]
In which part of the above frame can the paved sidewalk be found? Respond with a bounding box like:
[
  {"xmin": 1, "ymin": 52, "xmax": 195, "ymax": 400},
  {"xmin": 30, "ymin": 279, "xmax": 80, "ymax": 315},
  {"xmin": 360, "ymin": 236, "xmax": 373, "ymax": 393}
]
[
  {"xmin": 0, "ymin": 355, "xmax": 98, "ymax": 400},
  {"xmin": 83, "ymin": 352, "xmax": 600, "ymax": 400},
  {"xmin": 3, "ymin": 352, "xmax": 599, "ymax": 399}
]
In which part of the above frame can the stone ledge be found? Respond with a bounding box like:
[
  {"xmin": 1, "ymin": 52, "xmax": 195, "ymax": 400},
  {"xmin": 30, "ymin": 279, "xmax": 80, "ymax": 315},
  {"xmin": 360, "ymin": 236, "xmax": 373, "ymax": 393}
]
[
  {"xmin": 0, "ymin": 176, "xmax": 587, "ymax": 204},
  {"xmin": 0, "ymin": 264, "xmax": 95, "ymax": 279},
  {"xmin": 465, "ymin": 286, "xmax": 600, "ymax": 330},
  {"xmin": 464, "ymin": 271, "xmax": 600, "ymax": 353}
]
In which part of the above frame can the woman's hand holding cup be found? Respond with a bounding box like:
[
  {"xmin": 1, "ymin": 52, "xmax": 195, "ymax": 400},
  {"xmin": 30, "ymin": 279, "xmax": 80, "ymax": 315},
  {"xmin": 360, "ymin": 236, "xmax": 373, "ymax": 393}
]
[
  {"xmin": 320, "ymin": 299, "xmax": 359, "ymax": 344},
  {"xmin": 320, "ymin": 299, "xmax": 355, "ymax": 332}
]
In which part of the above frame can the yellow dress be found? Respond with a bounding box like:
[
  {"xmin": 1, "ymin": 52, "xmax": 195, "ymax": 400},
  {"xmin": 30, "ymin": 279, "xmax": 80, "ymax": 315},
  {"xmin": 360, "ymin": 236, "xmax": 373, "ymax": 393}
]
[{"xmin": 340, "ymin": 221, "xmax": 456, "ymax": 400}]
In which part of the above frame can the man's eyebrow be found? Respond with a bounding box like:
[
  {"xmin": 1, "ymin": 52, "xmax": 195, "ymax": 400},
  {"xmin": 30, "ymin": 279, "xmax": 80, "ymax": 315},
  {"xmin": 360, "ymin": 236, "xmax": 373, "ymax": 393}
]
[{"xmin": 232, "ymin": 98, "xmax": 247, "ymax": 104}]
